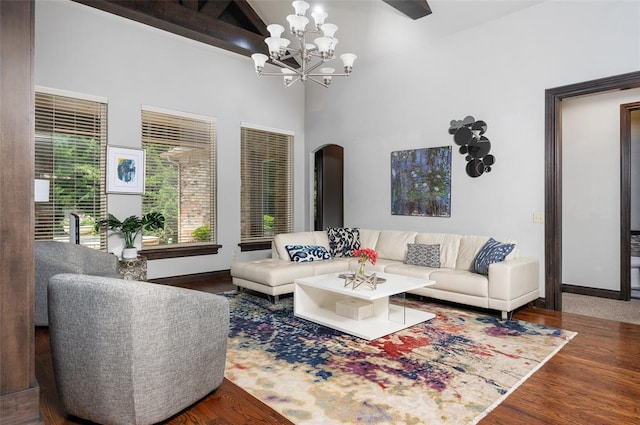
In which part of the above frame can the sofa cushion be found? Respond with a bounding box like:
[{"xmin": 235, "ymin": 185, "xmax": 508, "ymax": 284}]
[
  {"xmin": 327, "ymin": 227, "xmax": 361, "ymax": 257},
  {"xmin": 385, "ymin": 263, "xmax": 437, "ymax": 279},
  {"xmin": 429, "ymin": 270, "xmax": 489, "ymax": 297},
  {"xmin": 312, "ymin": 258, "xmax": 351, "ymax": 275},
  {"xmin": 230, "ymin": 259, "xmax": 316, "ymax": 286},
  {"xmin": 375, "ymin": 230, "xmax": 417, "ymax": 261},
  {"xmin": 285, "ymin": 245, "xmax": 332, "ymax": 263},
  {"xmin": 404, "ymin": 243, "xmax": 440, "ymax": 268},
  {"xmin": 414, "ymin": 233, "xmax": 461, "ymax": 269},
  {"xmin": 274, "ymin": 232, "xmax": 319, "ymax": 261},
  {"xmin": 472, "ymin": 238, "xmax": 515, "ymax": 275},
  {"xmin": 456, "ymin": 235, "xmax": 517, "ymax": 271},
  {"xmin": 359, "ymin": 229, "xmax": 381, "ymax": 250},
  {"xmin": 313, "ymin": 231, "xmax": 331, "ymax": 249}
]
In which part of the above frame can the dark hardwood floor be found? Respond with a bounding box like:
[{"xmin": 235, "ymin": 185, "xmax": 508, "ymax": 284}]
[{"xmin": 36, "ymin": 275, "xmax": 640, "ymax": 424}]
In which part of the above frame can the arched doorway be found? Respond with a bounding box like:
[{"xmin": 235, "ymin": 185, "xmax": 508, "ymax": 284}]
[{"xmin": 314, "ymin": 144, "xmax": 344, "ymax": 230}]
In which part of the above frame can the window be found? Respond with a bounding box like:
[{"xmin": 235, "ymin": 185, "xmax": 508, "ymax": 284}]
[
  {"xmin": 34, "ymin": 88, "xmax": 107, "ymax": 250},
  {"xmin": 141, "ymin": 106, "xmax": 216, "ymax": 249},
  {"xmin": 240, "ymin": 125, "xmax": 293, "ymax": 250}
]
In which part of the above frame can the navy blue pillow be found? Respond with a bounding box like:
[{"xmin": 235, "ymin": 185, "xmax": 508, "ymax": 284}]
[
  {"xmin": 285, "ymin": 245, "xmax": 332, "ymax": 263},
  {"xmin": 472, "ymin": 238, "xmax": 515, "ymax": 275}
]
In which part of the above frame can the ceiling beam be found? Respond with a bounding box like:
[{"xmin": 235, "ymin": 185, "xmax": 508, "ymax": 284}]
[
  {"xmin": 232, "ymin": 0, "xmax": 269, "ymax": 37},
  {"xmin": 72, "ymin": 0, "xmax": 269, "ymax": 58},
  {"xmin": 382, "ymin": 0, "xmax": 432, "ymax": 20},
  {"xmin": 199, "ymin": 0, "xmax": 231, "ymax": 18}
]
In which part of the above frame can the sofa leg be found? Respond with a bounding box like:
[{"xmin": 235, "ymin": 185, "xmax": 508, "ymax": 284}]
[
  {"xmin": 268, "ymin": 294, "xmax": 279, "ymax": 304},
  {"xmin": 501, "ymin": 310, "xmax": 513, "ymax": 320}
]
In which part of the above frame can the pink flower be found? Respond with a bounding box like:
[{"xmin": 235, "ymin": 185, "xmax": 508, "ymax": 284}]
[{"xmin": 353, "ymin": 247, "xmax": 378, "ymax": 265}]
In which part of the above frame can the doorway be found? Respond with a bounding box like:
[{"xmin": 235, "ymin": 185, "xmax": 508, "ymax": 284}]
[
  {"xmin": 623, "ymin": 105, "xmax": 640, "ymax": 299},
  {"xmin": 545, "ymin": 71, "xmax": 640, "ymax": 311},
  {"xmin": 314, "ymin": 144, "xmax": 344, "ymax": 231}
]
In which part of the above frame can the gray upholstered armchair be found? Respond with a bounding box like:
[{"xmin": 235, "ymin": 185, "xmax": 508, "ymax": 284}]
[
  {"xmin": 48, "ymin": 273, "xmax": 230, "ymax": 425},
  {"xmin": 35, "ymin": 240, "xmax": 120, "ymax": 326}
]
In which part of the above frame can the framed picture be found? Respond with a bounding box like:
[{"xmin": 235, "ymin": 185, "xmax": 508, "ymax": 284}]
[
  {"xmin": 391, "ymin": 146, "xmax": 452, "ymax": 217},
  {"xmin": 106, "ymin": 146, "xmax": 145, "ymax": 194}
]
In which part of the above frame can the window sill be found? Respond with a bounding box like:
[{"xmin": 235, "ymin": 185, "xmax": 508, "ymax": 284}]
[
  {"xmin": 238, "ymin": 241, "xmax": 271, "ymax": 252},
  {"xmin": 141, "ymin": 243, "xmax": 221, "ymax": 260}
]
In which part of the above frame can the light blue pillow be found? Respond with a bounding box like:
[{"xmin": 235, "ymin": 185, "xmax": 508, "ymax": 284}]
[
  {"xmin": 472, "ymin": 238, "xmax": 515, "ymax": 275},
  {"xmin": 285, "ymin": 245, "xmax": 332, "ymax": 263}
]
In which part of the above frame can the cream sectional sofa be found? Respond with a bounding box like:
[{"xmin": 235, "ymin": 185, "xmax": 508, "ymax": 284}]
[{"xmin": 231, "ymin": 229, "xmax": 540, "ymax": 319}]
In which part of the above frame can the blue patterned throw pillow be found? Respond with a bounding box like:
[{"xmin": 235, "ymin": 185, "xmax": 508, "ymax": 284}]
[
  {"xmin": 285, "ymin": 245, "xmax": 332, "ymax": 263},
  {"xmin": 327, "ymin": 227, "xmax": 361, "ymax": 257},
  {"xmin": 472, "ymin": 238, "xmax": 515, "ymax": 275},
  {"xmin": 404, "ymin": 243, "xmax": 441, "ymax": 268}
]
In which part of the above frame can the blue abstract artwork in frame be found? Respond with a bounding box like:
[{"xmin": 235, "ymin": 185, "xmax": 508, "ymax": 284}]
[{"xmin": 391, "ymin": 146, "xmax": 452, "ymax": 217}]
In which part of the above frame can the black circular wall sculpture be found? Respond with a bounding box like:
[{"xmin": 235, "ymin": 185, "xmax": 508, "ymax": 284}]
[{"xmin": 448, "ymin": 116, "xmax": 494, "ymax": 178}]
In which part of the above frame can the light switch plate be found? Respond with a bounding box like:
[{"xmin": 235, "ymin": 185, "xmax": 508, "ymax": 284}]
[{"xmin": 533, "ymin": 212, "xmax": 545, "ymax": 223}]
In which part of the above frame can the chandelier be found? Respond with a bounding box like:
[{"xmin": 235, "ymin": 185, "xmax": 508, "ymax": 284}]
[{"xmin": 251, "ymin": 1, "xmax": 357, "ymax": 88}]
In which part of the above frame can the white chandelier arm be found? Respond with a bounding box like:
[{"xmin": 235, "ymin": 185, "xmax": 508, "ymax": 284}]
[
  {"xmin": 301, "ymin": 59, "xmax": 327, "ymax": 75},
  {"xmin": 306, "ymin": 75, "xmax": 330, "ymax": 88},
  {"xmin": 306, "ymin": 72, "xmax": 350, "ymax": 77},
  {"xmin": 270, "ymin": 58, "xmax": 304, "ymax": 76}
]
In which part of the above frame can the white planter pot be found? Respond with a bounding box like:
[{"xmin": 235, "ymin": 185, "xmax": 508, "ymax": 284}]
[{"xmin": 122, "ymin": 248, "xmax": 138, "ymax": 259}]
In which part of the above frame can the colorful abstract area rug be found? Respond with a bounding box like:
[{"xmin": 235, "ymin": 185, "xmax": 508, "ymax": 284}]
[{"xmin": 223, "ymin": 292, "xmax": 576, "ymax": 425}]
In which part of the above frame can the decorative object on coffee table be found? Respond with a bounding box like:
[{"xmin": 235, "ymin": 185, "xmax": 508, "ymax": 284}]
[
  {"xmin": 344, "ymin": 272, "xmax": 378, "ymax": 290},
  {"xmin": 352, "ymin": 247, "xmax": 378, "ymax": 276}
]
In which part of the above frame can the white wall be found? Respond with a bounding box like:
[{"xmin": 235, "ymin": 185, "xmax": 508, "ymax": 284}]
[
  {"xmin": 562, "ymin": 89, "xmax": 640, "ymax": 291},
  {"xmin": 304, "ymin": 1, "xmax": 640, "ymax": 296},
  {"xmin": 35, "ymin": 0, "xmax": 306, "ymax": 278}
]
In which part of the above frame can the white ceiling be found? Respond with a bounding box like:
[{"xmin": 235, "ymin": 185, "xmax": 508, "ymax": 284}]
[{"xmin": 246, "ymin": 0, "xmax": 543, "ymax": 66}]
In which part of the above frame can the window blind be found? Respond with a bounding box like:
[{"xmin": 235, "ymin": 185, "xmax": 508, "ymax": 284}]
[
  {"xmin": 141, "ymin": 107, "xmax": 216, "ymax": 246},
  {"xmin": 240, "ymin": 126, "xmax": 293, "ymax": 242},
  {"xmin": 34, "ymin": 90, "xmax": 107, "ymax": 250}
]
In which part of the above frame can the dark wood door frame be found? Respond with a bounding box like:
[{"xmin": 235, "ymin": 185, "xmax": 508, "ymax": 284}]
[
  {"xmin": 620, "ymin": 102, "xmax": 640, "ymax": 300},
  {"xmin": 545, "ymin": 71, "xmax": 640, "ymax": 311}
]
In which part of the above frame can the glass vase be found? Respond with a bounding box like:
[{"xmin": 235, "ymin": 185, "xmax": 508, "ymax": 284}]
[{"xmin": 358, "ymin": 261, "xmax": 366, "ymax": 277}]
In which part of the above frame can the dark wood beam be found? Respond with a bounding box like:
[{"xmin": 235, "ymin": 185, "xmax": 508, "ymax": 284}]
[
  {"xmin": 382, "ymin": 0, "xmax": 432, "ymax": 20},
  {"xmin": 199, "ymin": 0, "xmax": 231, "ymax": 19},
  {"xmin": 72, "ymin": 0, "xmax": 269, "ymax": 58},
  {"xmin": 232, "ymin": 0, "xmax": 270, "ymax": 37},
  {"xmin": 179, "ymin": 0, "xmax": 205, "ymax": 12}
]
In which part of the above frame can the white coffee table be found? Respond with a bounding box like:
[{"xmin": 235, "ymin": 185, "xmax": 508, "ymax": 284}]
[{"xmin": 294, "ymin": 272, "xmax": 435, "ymax": 340}]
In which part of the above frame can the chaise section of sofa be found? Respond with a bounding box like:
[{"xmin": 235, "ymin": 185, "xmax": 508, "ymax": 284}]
[
  {"xmin": 231, "ymin": 231, "xmax": 350, "ymax": 302},
  {"xmin": 230, "ymin": 228, "xmax": 539, "ymax": 318}
]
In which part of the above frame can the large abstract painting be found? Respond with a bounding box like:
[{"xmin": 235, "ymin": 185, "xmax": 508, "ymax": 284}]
[{"xmin": 391, "ymin": 146, "xmax": 452, "ymax": 217}]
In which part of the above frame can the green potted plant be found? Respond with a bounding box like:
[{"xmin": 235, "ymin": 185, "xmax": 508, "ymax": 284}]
[{"xmin": 95, "ymin": 212, "xmax": 165, "ymax": 259}]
